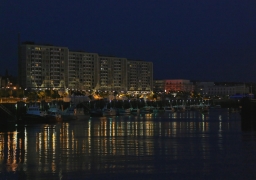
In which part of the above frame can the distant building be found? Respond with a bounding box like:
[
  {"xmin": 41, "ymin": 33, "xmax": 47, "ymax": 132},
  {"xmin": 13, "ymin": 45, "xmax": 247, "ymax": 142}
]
[
  {"xmin": 195, "ymin": 82, "xmax": 215, "ymax": 95},
  {"xmin": 18, "ymin": 42, "xmax": 152, "ymax": 92},
  {"xmin": 127, "ymin": 60, "xmax": 153, "ymax": 93},
  {"xmin": 98, "ymin": 55, "xmax": 128, "ymax": 92},
  {"xmin": 195, "ymin": 82, "xmax": 250, "ymax": 97},
  {"xmin": 229, "ymin": 94, "xmax": 254, "ymax": 99},
  {"xmin": 68, "ymin": 51, "xmax": 99, "ymax": 90},
  {"xmin": 154, "ymin": 79, "xmax": 194, "ymax": 93},
  {"xmin": 18, "ymin": 43, "xmax": 68, "ymax": 89},
  {"xmin": 153, "ymin": 80, "xmax": 165, "ymax": 92},
  {"xmin": 205, "ymin": 85, "xmax": 249, "ymax": 96}
]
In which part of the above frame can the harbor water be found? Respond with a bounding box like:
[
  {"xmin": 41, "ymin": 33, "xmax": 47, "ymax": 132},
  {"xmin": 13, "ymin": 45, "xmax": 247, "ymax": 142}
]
[{"xmin": 0, "ymin": 108, "xmax": 256, "ymax": 179}]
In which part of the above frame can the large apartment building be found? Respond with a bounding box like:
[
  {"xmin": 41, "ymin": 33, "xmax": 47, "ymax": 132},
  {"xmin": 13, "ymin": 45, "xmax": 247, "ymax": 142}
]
[
  {"xmin": 18, "ymin": 42, "xmax": 153, "ymax": 92},
  {"xmin": 98, "ymin": 56, "xmax": 127, "ymax": 92},
  {"xmin": 127, "ymin": 60, "xmax": 153, "ymax": 93},
  {"xmin": 68, "ymin": 51, "xmax": 99, "ymax": 90},
  {"xmin": 18, "ymin": 43, "xmax": 68, "ymax": 89}
]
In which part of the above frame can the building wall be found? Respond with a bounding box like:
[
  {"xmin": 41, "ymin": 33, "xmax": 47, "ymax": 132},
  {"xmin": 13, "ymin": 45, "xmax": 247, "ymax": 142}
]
[
  {"xmin": 68, "ymin": 51, "xmax": 98, "ymax": 90},
  {"xmin": 98, "ymin": 56, "xmax": 127, "ymax": 91},
  {"xmin": 194, "ymin": 82, "xmax": 250, "ymax": 96},
  {"xmin": 19, "ymin": 43, "xmax": 152, "ymax": 92},
  {"xmin": 164, "ymin": 79, "xmax": 194, "ymax": 92},
  {"xmin": 18, "ymin": 43, "xmax": 68, "ymax": 89},
  {"xmin": 204, "ymin": 85, "xmax": 249, "ymax": 96},
  {"xmin": 195, "ymin": 81, "xmax": 215, "ymax": 95},
  {"xmin": 153, "ymin": 80, "xmax": 165, "ymax": 92},
  {"xmin": 127, "ymin": 60, "xmax": 153, "ymax": 92}
]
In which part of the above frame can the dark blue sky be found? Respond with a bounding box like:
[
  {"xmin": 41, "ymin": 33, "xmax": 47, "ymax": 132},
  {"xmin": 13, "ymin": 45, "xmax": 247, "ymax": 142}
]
[{"xmin": 1, "ymin": 0, "xmax": 256, "ymax": 82}]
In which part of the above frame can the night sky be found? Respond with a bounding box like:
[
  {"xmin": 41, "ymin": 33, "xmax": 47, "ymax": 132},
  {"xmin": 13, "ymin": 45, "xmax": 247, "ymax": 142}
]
[{"xmin": 1, "ymin": 0, "xmax": 256, "ymax": 82}]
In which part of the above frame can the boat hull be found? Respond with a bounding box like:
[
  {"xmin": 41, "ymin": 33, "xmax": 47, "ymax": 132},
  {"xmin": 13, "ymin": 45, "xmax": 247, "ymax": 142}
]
[
  {"xmin": 90, "ymin": 109, "xmax": 103, "ymax": 117},
  {"xmin": 116, "ymin": 108, "xmax": 131, "ymax": 116},
  {"xmin": 19, "ymin": 114, "xmax": 47, "ymax": 123},
  {"xmin": 45, "ymin": 114, "xmax": 62, "ymax": 122},
  {"xmin": 61, "ymin": 115, "xmax": 77, "ymax": 121}
]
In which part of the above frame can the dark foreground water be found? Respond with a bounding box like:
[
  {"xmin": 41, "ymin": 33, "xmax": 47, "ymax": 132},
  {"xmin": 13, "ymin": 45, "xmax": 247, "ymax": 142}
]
[{"xmin": 0, "ymin": 108, "xmax": 256, "ymax": 180}]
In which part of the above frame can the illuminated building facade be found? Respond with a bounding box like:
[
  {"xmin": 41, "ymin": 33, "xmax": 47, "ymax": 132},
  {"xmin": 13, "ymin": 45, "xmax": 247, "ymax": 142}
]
[
  {"xmin": 18, "ymin": 42, "xmax": 152, "ymax": 92},
  {"xmin": 127, "ymin": 60, "xmax": 153, "ymax": 93},
  {"xmin": 165, "ymin": 79, "xmax": 194, "ymax": 92},
  {"xmin": 196, "ymin": 82, "xmax": 249, "ymax": 96},
  {"xmin": 153, "ymin": 80, "xmax": 165, "ymax": 93},
  {"xmin": 206, "ymin": 85, "xmax": 249, "ymax": 95},
  {"xmin": 18, "ymin": 42, "xmax": 68, "ymax": 89},
  {"xmin": 154, "ymin": 79, "xmax": 194, "ymax": 93},
  {"xmin": 68, "ymin": 51, "xmax": 99, "ymax": 90},
  {"xmin": 98, "ymin": 56, "xmax": 127, "ymax": 91}
]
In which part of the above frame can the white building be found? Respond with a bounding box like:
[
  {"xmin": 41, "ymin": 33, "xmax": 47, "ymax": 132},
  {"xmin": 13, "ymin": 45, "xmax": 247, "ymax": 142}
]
[
  {"xmin": 68, "ymin": 51, "xmax": 99, "ymax": 90},
  {"xmin": 98, "ymin": 56, "xmax": 127, "ymax": 92},
  {"xmin": 18, "ymin": 43, "xmax": 68, "ymax": 89},
  {"xmin": 196, "ymin": 82, "xmax": 249, "ymax": 96},
  {"xmin": 18, "ymin": 42, "xmax": 153, "ymax": 92}
]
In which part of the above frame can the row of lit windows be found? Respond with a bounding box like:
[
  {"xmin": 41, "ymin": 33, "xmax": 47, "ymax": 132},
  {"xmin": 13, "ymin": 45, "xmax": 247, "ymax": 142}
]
[
  {"xmin": 69, "ymin": 53, "xmax": 95, "ymax": 57},
  {"xmin": 208, "ymin": 88, "xmax": 235, "ymax": 91}
]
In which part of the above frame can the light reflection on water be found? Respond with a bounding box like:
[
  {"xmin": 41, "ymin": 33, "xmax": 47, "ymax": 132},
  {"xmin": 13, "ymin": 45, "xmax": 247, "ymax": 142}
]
[{"xmin": 0, "ymin": 108, "xmax": 256, "ymax": 179}]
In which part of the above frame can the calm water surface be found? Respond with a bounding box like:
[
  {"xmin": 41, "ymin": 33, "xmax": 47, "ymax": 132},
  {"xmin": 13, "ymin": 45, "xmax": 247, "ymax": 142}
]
[{"xmin": 0, "ymin": 108, "xmax": 256, "ymax": 180}]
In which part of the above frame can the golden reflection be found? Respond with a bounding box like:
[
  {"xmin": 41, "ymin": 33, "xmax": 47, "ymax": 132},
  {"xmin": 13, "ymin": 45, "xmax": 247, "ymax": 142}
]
[
  {"xmin": 0, "ymin": 110, "xmax": 228, "ymax": 174},
  {"xmin": 0, "ymin": 131, "xmax": 19, "ymax": 172},
  {"xmin": 52, "ymin": 131, "xmax": 56, "ymax": 153},
  {"xmin": 0, "ymin": 133, "xmax": 4, "ymax": 159},
  {"xmin": 189, "ymin": 122, "xmax": 193, "ymax": 129},
  {"xmin": 139, "ymin": 122, "xmax": 143, "ymax": 136},
  {"xmin": 112, "ymin": 121, "xmax": 115, "ymax": 136},
  {"xmin": 18, "ymin": 138, "xmax": 22, "ymax": 163},
  {"xmin": 199, "ymin": 121, "xmax": 209, "ymax": 132}
]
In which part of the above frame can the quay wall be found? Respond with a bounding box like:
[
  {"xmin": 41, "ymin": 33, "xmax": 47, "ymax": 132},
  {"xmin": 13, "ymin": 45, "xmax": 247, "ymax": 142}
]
[{"xmin": 240, "ymin": 98, "xmax": 256, "ymax": 131}]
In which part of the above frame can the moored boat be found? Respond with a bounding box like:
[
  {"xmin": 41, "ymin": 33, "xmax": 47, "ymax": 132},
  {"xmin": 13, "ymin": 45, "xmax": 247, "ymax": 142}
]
[
  {"xmin": 164, "ymin": 106, "xmax": 175, "ymax": 112},
  {"xmin": 90, "ymin": 108, "xmax": 103, "ymax": 117},
  {"xmin": 130, "ymin": 108, "xmax": 139, "ymax": 114},
  {"xmin": 116, "ymin": 108, "xmax": 131, "ymax": 116},
  {"xmin": 157, "ymin": 107, "xmax": 165, "ymax": 112},
  {"xmin": 140, "ymin": 106, "xmax": 152, "ymax": 114},
  {"xmin": 20, "ymin": 105, "xmax": 47, "ymax": 123},
  {"xmin": 46, "ymin": 105, "xmax": 62, "ymax": 121},
  {"xmin": 102, "ymin": 108, "xmax": 117, "ymax": 116},
  {"xmin": 61, "ymin": 106, "xmax": 78, "ymax": 121}
]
